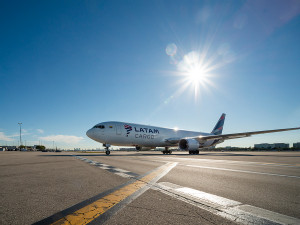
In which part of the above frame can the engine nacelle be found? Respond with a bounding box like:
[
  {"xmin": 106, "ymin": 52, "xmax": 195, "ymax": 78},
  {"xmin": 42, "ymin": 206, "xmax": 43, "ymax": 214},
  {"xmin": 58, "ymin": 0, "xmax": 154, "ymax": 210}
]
[
  {"xmin": 179, "ymin": 138, "xmax": 200, "ymax": 151},
  {"xmin": 135, "ymin": 146, "xmax": 152, "ymax": 151}
]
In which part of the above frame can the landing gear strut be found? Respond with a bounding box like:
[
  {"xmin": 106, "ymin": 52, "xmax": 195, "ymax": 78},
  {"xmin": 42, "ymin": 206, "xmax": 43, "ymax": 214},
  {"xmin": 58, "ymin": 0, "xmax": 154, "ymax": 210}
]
[{"xmin": 162, "ymin": 147, "xmax": 172, "ymax": 154}]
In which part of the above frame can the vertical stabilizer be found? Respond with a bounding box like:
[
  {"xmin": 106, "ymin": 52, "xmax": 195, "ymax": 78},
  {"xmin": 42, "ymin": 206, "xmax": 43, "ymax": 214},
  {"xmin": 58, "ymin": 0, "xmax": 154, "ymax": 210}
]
[{"xmin": 211, "ymin": 113, "xmax": 226, "ymax": 135}]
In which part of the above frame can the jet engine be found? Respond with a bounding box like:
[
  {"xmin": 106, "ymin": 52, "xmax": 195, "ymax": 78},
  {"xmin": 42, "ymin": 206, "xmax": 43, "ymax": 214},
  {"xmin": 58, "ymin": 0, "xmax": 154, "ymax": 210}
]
[{"xmin": 179, "ymin": 138, "xmax": 200, "ymax": 151}]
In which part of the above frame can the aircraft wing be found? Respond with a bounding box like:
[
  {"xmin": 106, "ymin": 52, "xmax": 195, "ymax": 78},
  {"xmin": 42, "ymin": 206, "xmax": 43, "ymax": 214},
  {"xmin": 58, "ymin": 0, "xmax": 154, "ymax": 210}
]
[
  {"xmin": 164, "ymin": 137, "xmax": 181, "ymax": 144},
  {"xmin": 164, "ymin": 127, "xmax": 300, "ymax": 144},
  {"xmin": 193, "ymin": 127, "xmax": 300, "ymax": 142}
]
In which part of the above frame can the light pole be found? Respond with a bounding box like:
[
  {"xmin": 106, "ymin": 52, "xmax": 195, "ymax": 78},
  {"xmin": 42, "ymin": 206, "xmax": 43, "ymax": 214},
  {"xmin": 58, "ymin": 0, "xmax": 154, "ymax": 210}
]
[{"xmin": 18, "ymin": 122, "xmax": 22, "ymax": 147}]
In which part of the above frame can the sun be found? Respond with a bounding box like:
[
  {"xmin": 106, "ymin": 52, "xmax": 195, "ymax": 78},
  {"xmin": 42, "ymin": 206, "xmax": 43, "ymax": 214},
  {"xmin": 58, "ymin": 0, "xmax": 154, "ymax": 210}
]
[
  {"xmin": 186, "ymin": 66, "xmax": 207, "ymax": 83},
  {"xmin": 176, "ymin": 51, "xmax": 212, "ymax": 98}
]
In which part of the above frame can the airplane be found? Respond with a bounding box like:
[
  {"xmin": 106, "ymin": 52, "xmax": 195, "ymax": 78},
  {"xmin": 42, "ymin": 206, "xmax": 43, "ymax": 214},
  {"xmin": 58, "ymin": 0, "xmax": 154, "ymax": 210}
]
[{"xmin": 86, "ymin": 113, "xmax": 300, "ymax": 155}]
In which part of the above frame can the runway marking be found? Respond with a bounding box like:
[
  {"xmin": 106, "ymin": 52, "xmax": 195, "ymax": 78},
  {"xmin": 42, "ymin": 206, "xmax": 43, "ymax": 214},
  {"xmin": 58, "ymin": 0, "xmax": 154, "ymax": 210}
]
[
  {"xmin": 155, "ymin": 182, "xmax": 300, "ymax": 225},
  {"xmin": 153, "ymin": 156, "xmax": 300, "ymax": 168},
  {"xmin": 74, "ymin": 156, "xmax": 139, "ymax": 178},
  {"xmin": 34, "ymin": 162, "xmax": 177, "ymax": 225},
  {"xmin": 185, "ymin": 164, "xmax": 300, "ymax": 179},
  {"xmin": 177, "ymin": 187, "xmax": 240, "ymax": 207}
]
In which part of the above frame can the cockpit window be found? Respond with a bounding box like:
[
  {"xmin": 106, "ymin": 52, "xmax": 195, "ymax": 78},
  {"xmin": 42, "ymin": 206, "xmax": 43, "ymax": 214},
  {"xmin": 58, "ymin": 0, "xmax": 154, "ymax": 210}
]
[{"xmin": 93, "ymin": 125, "xmax": 105, "ymax": 129}]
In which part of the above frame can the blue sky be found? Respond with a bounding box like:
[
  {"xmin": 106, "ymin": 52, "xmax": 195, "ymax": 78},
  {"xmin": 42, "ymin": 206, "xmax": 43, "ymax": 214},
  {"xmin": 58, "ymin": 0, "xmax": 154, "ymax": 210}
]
[{"xmin": 1, "ymin": 0, "xmax": 300, "ymax": 149}]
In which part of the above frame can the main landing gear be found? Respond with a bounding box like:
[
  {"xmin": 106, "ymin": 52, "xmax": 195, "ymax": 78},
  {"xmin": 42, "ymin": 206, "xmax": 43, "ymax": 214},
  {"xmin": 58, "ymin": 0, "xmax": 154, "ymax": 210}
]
[
  {"xmin": 162, "ymin": 147, "xmax": 172, "ymax": 154},
  {"xmin": 189, "ymin": 150, "xmax": 199, "ymax": 154}
]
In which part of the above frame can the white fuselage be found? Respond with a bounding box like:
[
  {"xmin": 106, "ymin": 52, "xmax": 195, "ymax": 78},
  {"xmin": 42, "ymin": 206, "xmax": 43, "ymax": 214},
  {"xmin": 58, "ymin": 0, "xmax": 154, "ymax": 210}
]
[{"xmin": 86, "ymin": 121, "xmax": 214, "ymax": 148}]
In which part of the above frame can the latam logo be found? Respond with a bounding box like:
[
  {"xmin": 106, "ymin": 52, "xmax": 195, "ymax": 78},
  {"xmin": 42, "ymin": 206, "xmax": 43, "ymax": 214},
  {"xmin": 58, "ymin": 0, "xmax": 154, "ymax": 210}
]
[
  {"xmin": 134, "ymin": 127, "xmax": 159, "ymax": 134},
  {"xmin": 124, "ymin": 124, "xmax": 132, "ymax": 136}
]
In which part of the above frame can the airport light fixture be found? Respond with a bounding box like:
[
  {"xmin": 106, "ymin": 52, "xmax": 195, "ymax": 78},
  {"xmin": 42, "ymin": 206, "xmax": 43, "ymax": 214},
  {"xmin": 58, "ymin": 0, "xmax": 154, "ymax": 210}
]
[{"xmin": 18, "ymin": 122, "xmax": 22, "ymax": 147}]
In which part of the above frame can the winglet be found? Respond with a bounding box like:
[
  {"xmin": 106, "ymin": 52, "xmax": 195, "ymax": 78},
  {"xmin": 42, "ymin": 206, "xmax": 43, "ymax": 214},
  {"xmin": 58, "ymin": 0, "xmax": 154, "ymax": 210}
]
[{"xmin": 211, "ymin": 113, "xmax": 226, "ymax": 135}]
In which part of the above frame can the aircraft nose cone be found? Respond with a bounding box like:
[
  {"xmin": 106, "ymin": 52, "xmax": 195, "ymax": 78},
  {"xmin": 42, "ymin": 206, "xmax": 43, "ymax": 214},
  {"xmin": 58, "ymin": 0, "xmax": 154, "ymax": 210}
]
[{"xmin": 86, "ymin": 129, "xmax": 93, "ymax": 138}]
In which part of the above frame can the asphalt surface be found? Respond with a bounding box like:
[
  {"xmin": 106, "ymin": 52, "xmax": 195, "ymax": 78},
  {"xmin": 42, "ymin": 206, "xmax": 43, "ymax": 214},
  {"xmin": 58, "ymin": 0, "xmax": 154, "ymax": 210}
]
[{"xmin": 0, "ymin": 151, "xmax": 299, "ymax": 224}]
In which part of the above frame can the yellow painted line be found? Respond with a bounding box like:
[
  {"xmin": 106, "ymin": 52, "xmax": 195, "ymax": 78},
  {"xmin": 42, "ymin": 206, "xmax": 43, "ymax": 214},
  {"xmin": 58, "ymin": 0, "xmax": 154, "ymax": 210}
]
[{"xmin": 52, "ymin": 163, "xmax": 176, "ymax": 225}]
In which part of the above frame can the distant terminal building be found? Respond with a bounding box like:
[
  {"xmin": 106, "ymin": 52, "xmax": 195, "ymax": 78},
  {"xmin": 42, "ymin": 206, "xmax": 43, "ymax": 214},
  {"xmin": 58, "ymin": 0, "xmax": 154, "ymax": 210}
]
[
  {"xmin": 273, "ymin": 143, "xmax": 289, "ymax": 149},
  {"xmin": 293, "ymin": 142, "xmax": 300, "ymax": 149},
  {"xmin": 254, "ymin": 143, "xmax": 289, "ymax": 149},
  {"xmin": 254, "ymin": 143, "xmax": 272, "ymax": 149}
]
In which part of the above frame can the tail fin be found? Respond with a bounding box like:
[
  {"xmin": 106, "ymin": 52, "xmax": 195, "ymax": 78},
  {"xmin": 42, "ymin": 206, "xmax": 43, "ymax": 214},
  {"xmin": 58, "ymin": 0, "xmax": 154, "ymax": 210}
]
[{"xmin": 211, "ymin": 113, "xmax": 226, "ymax": 135}]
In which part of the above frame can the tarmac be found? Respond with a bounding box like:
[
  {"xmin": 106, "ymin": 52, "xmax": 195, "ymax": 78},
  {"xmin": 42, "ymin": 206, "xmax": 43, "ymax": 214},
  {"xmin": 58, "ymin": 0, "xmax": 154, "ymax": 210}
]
[{"xmin": 1, "ymin": 151, "xmax": 299, "ymax": 224}]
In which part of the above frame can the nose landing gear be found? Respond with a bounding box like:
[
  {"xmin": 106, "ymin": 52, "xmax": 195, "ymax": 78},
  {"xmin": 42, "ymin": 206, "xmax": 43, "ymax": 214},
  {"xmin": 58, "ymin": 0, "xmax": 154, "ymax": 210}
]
[{"xmin": 103, "ymin": 144, "xmax": 111, "ymax": 155}]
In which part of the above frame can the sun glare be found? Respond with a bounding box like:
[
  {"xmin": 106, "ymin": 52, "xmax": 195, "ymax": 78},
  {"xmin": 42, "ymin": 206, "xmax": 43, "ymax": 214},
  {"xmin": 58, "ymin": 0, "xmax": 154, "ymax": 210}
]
[{"xmin": 165, "ymin": 42, "xmax": 234, "ymax": 102}]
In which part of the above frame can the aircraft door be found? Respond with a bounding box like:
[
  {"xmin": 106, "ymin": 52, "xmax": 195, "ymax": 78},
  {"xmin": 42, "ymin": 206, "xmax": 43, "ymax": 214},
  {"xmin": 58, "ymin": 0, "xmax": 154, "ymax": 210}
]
[{"xmin": 116, "ymin": 125, "xmax": 122, "ymax": 135}]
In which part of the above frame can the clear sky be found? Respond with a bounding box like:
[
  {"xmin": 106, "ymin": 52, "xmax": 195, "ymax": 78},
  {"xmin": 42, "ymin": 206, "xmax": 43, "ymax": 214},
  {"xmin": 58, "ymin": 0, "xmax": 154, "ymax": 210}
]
[{"xmin": 1, "ymin": 0, "xmax": 300, "ymax": 149}]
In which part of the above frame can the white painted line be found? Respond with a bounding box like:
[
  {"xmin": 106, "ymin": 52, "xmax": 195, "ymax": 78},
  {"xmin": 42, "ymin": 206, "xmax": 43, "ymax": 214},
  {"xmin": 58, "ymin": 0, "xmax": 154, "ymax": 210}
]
[
  {"xmin": 236, "ymin": 205, "xmax": 300, "ymax": 225},
  {"xmin": 73, "ymin": 156, "xmax": 139, "ymax": 178},
  {"xmin": 176, "ymin": 187, "xmax": 240, "ymax": 207},
  {"xmin": 186, "ymin": 164, "xmax": 300, "ymax": 179},
  {"xmin": 155, "ymin": 182, "xmax": 300, "ymax": 225},
  {"xmin": 101, "ymin": 163, "xmax": 110, "ymax": 167},
  {"xmin": 100, "ymin": 166, "xmax": 110, "ymax": 170},
  {"xmin": 114, "ymin": 172, "xmax": 134, "ymax": 178},
  {"xmin": 113, "ymin": 168, "xmax": 129, "ymax": 173}
]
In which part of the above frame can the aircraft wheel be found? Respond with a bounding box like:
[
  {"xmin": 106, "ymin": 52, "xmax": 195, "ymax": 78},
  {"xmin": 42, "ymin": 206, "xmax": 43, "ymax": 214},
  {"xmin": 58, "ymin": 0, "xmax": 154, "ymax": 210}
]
[
  {"xmin": 169, "ymin": 150, "xmax": 172, "ymax": 154},
  {"xmin": 105, "ymin": 150, "xmax": 110, "ymax": 155}
]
